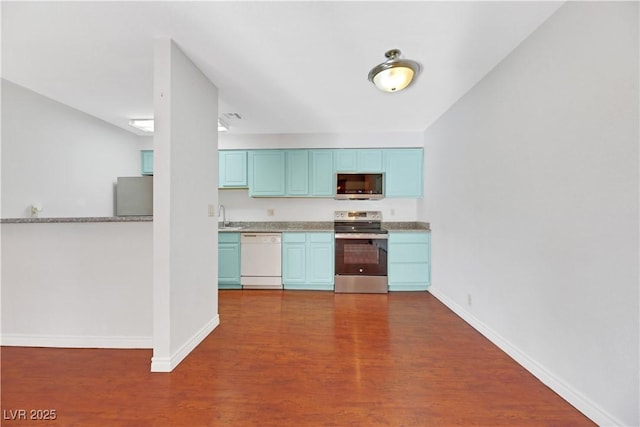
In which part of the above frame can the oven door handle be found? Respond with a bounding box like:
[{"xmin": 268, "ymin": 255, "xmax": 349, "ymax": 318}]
[{"xmin": 335, "ymin": 233, "xmax": 388, "ymax": 239}]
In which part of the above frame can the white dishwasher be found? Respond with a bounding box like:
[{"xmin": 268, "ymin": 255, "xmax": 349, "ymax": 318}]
[{"xmin": 240, "ymin": 233, "xmax": 282, "ymax": 289}]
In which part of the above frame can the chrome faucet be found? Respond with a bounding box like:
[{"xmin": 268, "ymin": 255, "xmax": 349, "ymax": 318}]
[{"xmin": 218, "ymin": 204, "xmax": 228, "ymax": 227}]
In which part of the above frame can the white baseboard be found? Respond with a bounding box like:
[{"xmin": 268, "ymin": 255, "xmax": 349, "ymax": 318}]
[
  {"xmin": 0, "ymin": 333, "xmax": 152, "ymax": 349},
  {"xmin": 151, "ymin": 314, "xmax": 220, "ymax": 372},
  {"xmin": 428, "ymin": 287, "xmax": 623, "ymax": 427}
]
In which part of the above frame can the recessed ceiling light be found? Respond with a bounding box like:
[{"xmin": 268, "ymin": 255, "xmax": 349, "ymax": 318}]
[
  {"xmin": 128, "ymin": 118, "xmax": 229, "ymax": 133},
  {"xmin": 128, "ymin": 119, "xmax": 154, "ymax": 133},
  {"xmin": 368, "ymin": 49, "xmax": 421, "ymax": 93}
]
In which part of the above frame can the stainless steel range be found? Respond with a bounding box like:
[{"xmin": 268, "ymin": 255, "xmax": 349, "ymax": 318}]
[{"xmin": 334, "ymin": 210, "xmax": 388, "ymax": 293}]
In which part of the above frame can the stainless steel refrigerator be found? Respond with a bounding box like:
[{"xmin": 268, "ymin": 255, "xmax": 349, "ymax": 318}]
[{"xmin": 116, "ymin": 176, "xmax": 153, "ymax": 216}]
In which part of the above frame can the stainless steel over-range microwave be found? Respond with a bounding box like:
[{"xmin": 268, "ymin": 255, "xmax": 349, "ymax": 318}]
[{"xmin": 335, "ymin": 173, "xmax": 384, "ymax": 200}]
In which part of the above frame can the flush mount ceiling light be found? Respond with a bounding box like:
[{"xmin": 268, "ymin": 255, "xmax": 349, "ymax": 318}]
[{"xmin": 368, "ymin": 49, "xmax": 421, "ymax": 93}]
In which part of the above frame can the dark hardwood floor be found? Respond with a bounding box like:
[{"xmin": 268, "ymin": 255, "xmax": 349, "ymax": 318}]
[{"xmin": 1, "ymin": 290, "xmax": 594, "ymax": 426}]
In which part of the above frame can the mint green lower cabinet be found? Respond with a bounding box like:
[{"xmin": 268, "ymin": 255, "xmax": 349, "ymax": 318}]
[
  {"xmin": 141, "ymin": 150, "xmax": 154, "ymax": 175},
  {"xmin": 282, "ymin": 232, "xmax": 334, "ymax": 290},
  {"xmin": 388, "ymin": 232, "xmax": 430, "ymax": 291},
  {"xmin": 218, "ymin": 233, "xmax": 241, "ymax": 289},
  {"xmin": 307, "ymin": 233, "xmax": 335, "ymax": 285}
]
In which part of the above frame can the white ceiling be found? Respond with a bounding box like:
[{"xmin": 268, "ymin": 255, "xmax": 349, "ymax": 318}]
[{"xmin": 1, "ymin": 1, "xmax": 564, "ymax": 136}]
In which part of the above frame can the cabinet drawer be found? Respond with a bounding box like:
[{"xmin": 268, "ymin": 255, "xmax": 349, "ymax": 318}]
[
  {"xmin": 389, "ymin": 232, "xmax": 430, "ymax": 244},
  {"xmin": 218, "ymin": 232, "xmax": 241, "ymax": 243},
  {"xmin": 308, "ymin": 232, "xmax": 333, "ymax": 243},
  {"xmin": 389, "ymin": 243, "xmax": 430, "ymax": 263},
  {"xmin": 389, "ymin": 263, "xmax": 430, "ymax": 283},
  {"xmin": 283, "ymin": 233, "xmax": 307, "ymax": 243}
]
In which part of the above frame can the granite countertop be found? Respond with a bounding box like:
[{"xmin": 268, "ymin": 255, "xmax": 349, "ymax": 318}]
[
  {"xmin": 219, "ymin": 221, "xmax": 430, "ymax": 233},
  {"xmin": 219, "ymin": 221, "xmax": 334, "ymax": 232},
  {"xmin": 1, "ymin": 217, "xmax": 430, "ymax": 232},
  {"xmin": 1, "ymin": 216, "xmax": 153, "ymax": 224},
  {"xmin": 382, "ymin": 222, "xmax": 431, "ymax": 232}
]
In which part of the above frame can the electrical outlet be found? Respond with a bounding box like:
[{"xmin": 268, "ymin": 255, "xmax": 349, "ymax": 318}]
[
  {"xmin": 267, "ymin": 208, "xmax": 275, "ymax": 217},
  {"xmin": 390, "ymin": 208, "xmax": 395, "ymax": 216}
]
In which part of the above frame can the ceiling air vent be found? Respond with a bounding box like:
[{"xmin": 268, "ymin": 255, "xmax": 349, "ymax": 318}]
[{"xmin": 222, "ymin": 112, "xmax": 243, "ymax": 121}]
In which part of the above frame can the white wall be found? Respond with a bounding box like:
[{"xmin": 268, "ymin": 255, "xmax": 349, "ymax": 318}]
[
  {"xmin": 420, "ymin": 3, "xmax": 638, "ymax": 426},
  {"xmin": 1, "ymin": 222, "xmax": 152, "ymax": 347},
  {"xmin": 218, "ymin": 131, "xmax": 424, "ymax": 150},
  {"xmin": 152, "ymin": 38, "xmax": 219, "ymax": 372},
  {"xmin": 1, "ymin": 79, "xmax": 150, "ymax": 218},
  {"xmin": 219, "ymin": 189, "xmax": 417, "ymax": 222}
]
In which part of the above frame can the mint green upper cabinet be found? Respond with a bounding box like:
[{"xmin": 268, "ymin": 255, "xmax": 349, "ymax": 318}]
[
  {"xmin": 248, "ymin": 150, "xmax": 286, "ymax": 196},
  {"xmin": 141, "ymin": 150, "xmax": 154, "ymax": 175},
  {"xmin": 335, "ymin": 149, "xmax": 383, "ymax": 172},
  {"xmin": 384, "ymin": 148, "xmax": 423, "ymax": 198},
  {"xmin": 309, "ymin": 150, "xmax": 334, "ymax": 197},
  {"xmin": 218, "ymin": 232, "xmax": 241, "ymax": 289},
  {"xmin": 282, "ymin": 232, "xmax": 334, "ymax": 290},
  {"xmin": 286, "ymin": 150, "xmax": 310, "ymax": 196},
  {"xmin": 219, "ymin": 151, "xmax": 248, "ymax": 188},
  {"xmin": 244, "ymin": 148, "xmax": 422, "ymax": 198},
  {"xmin": 357, "ymin": 149, "xmax": 383, "ymax": 172},
  {"xmin": 388, "ymin": 232, "xmax": 430, "ymax": 291},
  {"xmin": 335, "ymin": 149, "xmax": 357, "ymax": 171}
]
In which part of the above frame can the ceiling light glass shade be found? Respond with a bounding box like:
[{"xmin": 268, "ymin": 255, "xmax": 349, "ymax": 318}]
[{"xmin": 368, "ymin": 49, "xmax": 420, "ymax": 92}]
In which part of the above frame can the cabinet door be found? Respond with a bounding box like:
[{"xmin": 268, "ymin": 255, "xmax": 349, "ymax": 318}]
[
  {"xmin": 357, "ymin": 149, "xmax": 383, "ymax": 172},
  {"xmin": 218, "ymin": 242, "xmax": 241, "ymax": 289},
  {"xmin": 141, "ymin": 150, "xmax": 154, "ymax": 175},
  {"xmin": 283, "ymin": 245, "xmax": 307, "ymax": 285},
  {"xmin": 219, "ymin": 151, "xmax": 247, "ymax": 188},
  {"xmin": 335, "ymin": 149, "xmax": 383, "ymax": 172},
  {"xmin": 286, "ymin": 150, "xmax": 309, "ymax": 196},
  {"xmin": 248, "ymin": 150, "xmax": 286, "ymax": 196},
  {"xmin": 310, "ymin": 150, "xmax": 334, "ymax": 197},
  {"xmin": 384, "ymin": 149, "xmax": 423, "ymax": 198},
  {"xmin": 307, "ymin": 241, "xmax": 334, "ymax": 285},
  {"xmin": 334, "ymin": 149, "xmax": 357, "ymax": 171}
]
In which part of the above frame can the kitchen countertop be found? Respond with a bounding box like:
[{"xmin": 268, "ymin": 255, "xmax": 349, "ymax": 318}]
[
  {"xmin": 219, "ymin": 221, "xmax": 430, "ymax": 233},
  {"xmin": 382, "ymin": 222, "xmax": 431, "ymax": 232},
  {"xmin": 0, "ymin": 216, "xmax": 153, "ymax": 224},
  {"xmin": 1, "ymin": 217, "xmax": 430, "ymax": 232},
  {"xmin": 219, "ymin": 221, "xmax": 334, "ymax": 232}
]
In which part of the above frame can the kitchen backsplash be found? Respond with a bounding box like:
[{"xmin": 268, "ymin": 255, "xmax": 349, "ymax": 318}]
[{"xmin": 218, "ymin": 189, "xmax": 418, "ymax": 222}]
